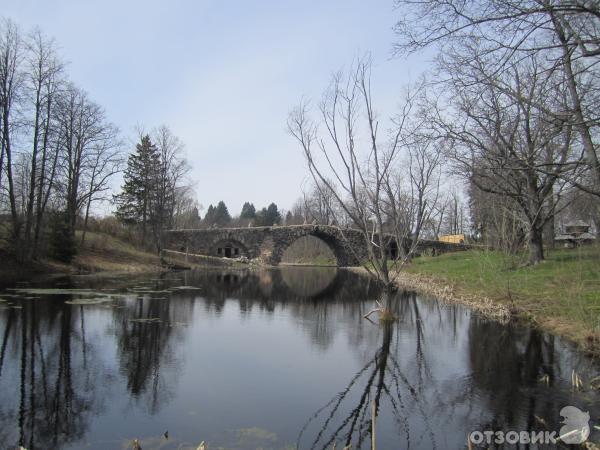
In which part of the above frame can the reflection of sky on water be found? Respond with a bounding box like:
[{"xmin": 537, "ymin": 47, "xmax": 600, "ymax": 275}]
[{"xmin": 0, "ymin": 267, "xmax": 598, "ymax": 449}]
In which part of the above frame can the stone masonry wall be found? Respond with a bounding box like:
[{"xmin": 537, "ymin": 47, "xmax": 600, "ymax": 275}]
[{"xmin": 163, "ymin": 225, "xmax": 468, "ymax": 267}]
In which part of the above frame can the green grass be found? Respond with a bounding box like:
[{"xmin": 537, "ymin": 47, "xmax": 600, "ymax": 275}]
[
  {"xmin": 406, "ymin": 245, "xmax": 600, "ymax": 347},
  {"xmin": 280, "ymin": 254, "xmax": 337, "ymax": 266}
]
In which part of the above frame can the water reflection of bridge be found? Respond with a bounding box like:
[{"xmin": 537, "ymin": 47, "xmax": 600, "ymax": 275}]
[{"xmin": 175, "ymin": 267, "xmax": 382, "ymax": 303}]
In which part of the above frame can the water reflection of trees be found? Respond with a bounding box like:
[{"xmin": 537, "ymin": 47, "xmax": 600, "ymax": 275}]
[
  {"xmin": 296, "ymin": 292, "xmax": 441, "ymax": 449},
  {"xmin": 0, "ymin": 275, "xmax": 197, "ymax": 449},
  {"xmin": 2, "ymin": 269, "xmax": 598, "ymax": 449},
  {"xmin": 464, "ymin": 318, "xmax": 592, "ymax": 437},
  {"xmin": 295, "ymin": 287, "xmax": 600, "ymax": 450},
  {"xmin": 114, "ymin": 294, "xmax": 193, "ymax": 414},
  {"xmin": 0, "ymin": 299, "xmax": 106, "ymax": 449}
]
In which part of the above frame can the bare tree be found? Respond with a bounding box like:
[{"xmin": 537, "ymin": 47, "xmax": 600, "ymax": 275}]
[
  {"xmin": 435, "ymin": 190, "xmax": 467, "ymax": 238},
  {"xmin": 302, "ymin": 181, "xmax": 338, "ymax": 225},
  {"xmin": 172, "ymin": 187, "xmax": 201, "ymax": 229},
  {"xmin": 429, "ymin": 55, "xmax": 580, "ymax": 264},
  {"xmin": 0, "ymin": 18, "xmax": 25, "ymax": 254},
  {"xmin": 383, "ymin": 117, "xmax": 444, "ymax": 256},
  {"xmin": 1, "ymin": 18, "xmax": 123, "ymax": 262},
  {"xmin": 289, "ymin": 58, "xmax": 440, "ymax": 290},
  {"xmin": 469, "ymin": 182, "xmax": 527, "ymax": 253},
  {"xmin": 393, "ymin": 0, "xmax": 600, "ymax": 196},
  {"xmin": 56, "ymin": 84, "xmax": 120, "ymax": 239},
  {"xmin": 286, "ymin": 197, "xmax": 309, "ymax": 225},
  {"xmin": 79, "ymin": 137, "xmax": 123, "ymax": 245},
  {"xmin": 21, "ymin": 29, "xmax": 64, "ymax": 258},
  {"xmin": 30, "ymin": 35, "xmax": 64, "ymax": 257},
  {"xmin": 148, "ymin": 125, "xmax": 190, "ymax": 251}
]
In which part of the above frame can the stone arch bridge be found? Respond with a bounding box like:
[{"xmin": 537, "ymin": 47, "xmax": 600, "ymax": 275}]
[{"xmin": 163, "ymin": 225, "xmax": 467, "ymax": 267}]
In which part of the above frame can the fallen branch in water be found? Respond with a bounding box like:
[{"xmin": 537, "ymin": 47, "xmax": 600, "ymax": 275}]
[
  {"xmin": 363, "ymin": 300, "xmax": 384, "ymax": 319},
  {"xmin": 363, "ymin": 300, "xmax": 397, "ymax": 322}
]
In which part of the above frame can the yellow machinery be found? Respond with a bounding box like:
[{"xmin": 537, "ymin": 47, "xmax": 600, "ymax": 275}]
[{"xmin": 438, "ymin": 234, "xmax": 465, "ymax": 244}]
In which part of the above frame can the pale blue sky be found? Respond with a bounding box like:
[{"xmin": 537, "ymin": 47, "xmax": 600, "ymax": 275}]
[{"xmin": 2, "ymin": 0, "xmax": 430, "ymax": 216}]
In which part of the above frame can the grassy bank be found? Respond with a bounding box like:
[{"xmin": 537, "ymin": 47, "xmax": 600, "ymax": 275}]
[
  {"xmin": 0, "ymin": 231, "xmax": 162, "ymax": 284},
  {"xmin": 71, "ymin": 231, "xmax": 161, "ymax": 273},
  {"xmin": 402, "ymin": 245, "xmax": 600, "ymax": 353}
]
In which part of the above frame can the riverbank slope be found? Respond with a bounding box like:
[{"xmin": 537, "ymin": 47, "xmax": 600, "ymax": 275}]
[
  {"xmin": 0, "ymin": 231, "xmax": 161, "ymax": 284},
  {"xmin": 399, "ymin": 246, "xmax": 600, "ymax": 355}
]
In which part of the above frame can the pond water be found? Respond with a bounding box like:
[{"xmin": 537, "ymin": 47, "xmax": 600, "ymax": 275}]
[{"xmin": 0, "ymin": 267, "xmax": 598, "ymax": 450}]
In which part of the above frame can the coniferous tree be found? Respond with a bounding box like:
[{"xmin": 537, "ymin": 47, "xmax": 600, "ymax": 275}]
[
  {"xmin": 240, "ymin": 202, "xmax": 256, "ymax": 219},
  {"xmin": 265, "ymin": 203, "xmax": 281, "ymax": 225},
  {"xmin": 202, "ymin": 201, "xmax": 231, "ymax": 227},
  {"xmin": 255, "ymin": 203, "xmax": 281, "ymax": 226},
  {"xmin": 214, "ymin": 201, "xmax": 231, "ymax": 226},
  {"xmin": 203, "ymin": 204, "xmax": 216, "ymax": 227},
  {"xmin": 114, "ymin": 135, "xmax": 160, "ymax": 240}
]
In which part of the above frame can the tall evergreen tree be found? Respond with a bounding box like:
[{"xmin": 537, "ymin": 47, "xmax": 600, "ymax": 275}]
[
  {"xmin": 203, "ymin": 204, "xmax": 216, "ymax": 227},
  {"xmin": 240, "ymin": 202, "xmax": 256, "ymax": 219},
  {"xmin": 114, "ymin": 135, "xmax": 160, "ymax": 240},
  {"xmin": 255, "ymin": 202, "xmax": 281, "ymax": 226},
  {"xmin": 265, "ymin": 202, "xmax": 281, "ymax": 225},
  {"xmin": 214, "ymin": 201, "xmax": 231, "ymax": 226},
  {"xmin": 202, "ymin": 201, "xmax": 231, "ymax": 227}
]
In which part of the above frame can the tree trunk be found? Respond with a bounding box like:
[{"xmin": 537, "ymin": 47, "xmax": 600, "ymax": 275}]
[
  {"xmin": 528, "ymin": 226, "xmax": 544, "ymax": 265},
  {"xmin": 3, "ymin": 111, "xmax": 22, "ymax": 259},
  {"xmin": 544, "ymin": 196, "xmax": 556, "ymax": 250},
  {"xmin": 33, "ymin": 93, "xmax": 54, "ymax": 259},
  {"xmin": 24, "ymin": 94, "xmax": 42, "ymax": 261},
  {"xmin": 33, "ymin": 140, "xmax": 59, "ymax": 258},
  {"xmin": 80, "ymin": 196, "xmax": 92, "ymax": 246},
  {"xmin": 0, "ymin": 105, "xmax": 3, "ymax": 187},
  {"xmin": 142, "ymin": 193, "xmax": 147, "ymax": 243},
  {"xmin": 552, "ymin": 16, "xmax": 600, "ymax": 194}
]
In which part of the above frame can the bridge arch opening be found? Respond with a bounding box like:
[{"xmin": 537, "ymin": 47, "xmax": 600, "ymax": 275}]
[
  {"xmin": 280, "ymin": 235, "xmax": 338, "ymax": 266},
  {"xmin": 211, "ymin": 239, "xmax": 249, "ymax": 259},
  {"xmin": 387, "ymin": 240, "xmax": 399, "ymax": 260}
]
